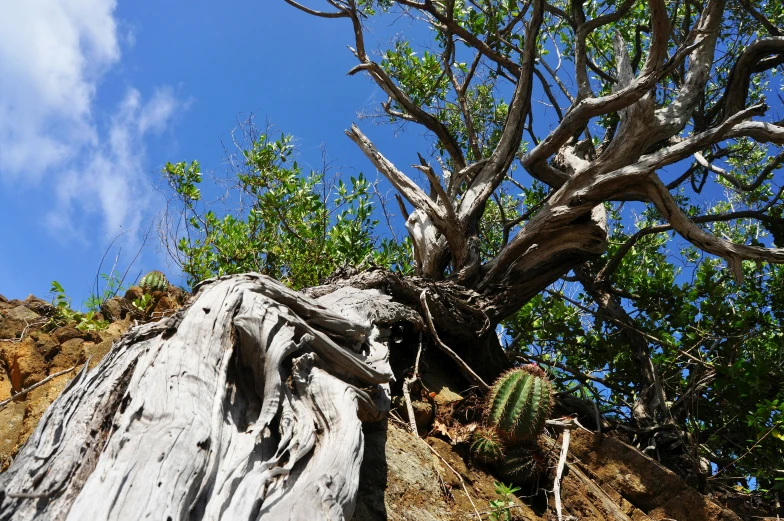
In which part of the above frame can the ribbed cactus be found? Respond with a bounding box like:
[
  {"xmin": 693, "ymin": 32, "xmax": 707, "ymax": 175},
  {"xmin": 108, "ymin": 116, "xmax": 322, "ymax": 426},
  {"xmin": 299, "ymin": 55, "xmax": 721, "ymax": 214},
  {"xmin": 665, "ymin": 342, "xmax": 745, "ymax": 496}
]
[
  {"xmin": 139, "ymin": 270, "xmax": 168, "ymax": 292},
  {"xmin": 498, "ymin": 446, "xmax": 547, "ymax": 484},
  {"xmin": 485, "ymin": 364, "xmax": 553, "ymax": 445},
  {"xmin": 470, "ymin": 426, "xmax": 505, "ymax": 463}
]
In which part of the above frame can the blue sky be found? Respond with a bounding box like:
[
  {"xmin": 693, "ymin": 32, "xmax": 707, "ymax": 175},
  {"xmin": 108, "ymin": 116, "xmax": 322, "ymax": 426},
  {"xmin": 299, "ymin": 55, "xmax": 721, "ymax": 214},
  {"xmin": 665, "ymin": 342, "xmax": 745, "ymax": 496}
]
[
  {"xmin": 2, "ymin": 2, "xmax": 777, "ymax": 309},
  {"xmin": 0, "ymin": 0, "xmax": 430, "ymax": 306}
]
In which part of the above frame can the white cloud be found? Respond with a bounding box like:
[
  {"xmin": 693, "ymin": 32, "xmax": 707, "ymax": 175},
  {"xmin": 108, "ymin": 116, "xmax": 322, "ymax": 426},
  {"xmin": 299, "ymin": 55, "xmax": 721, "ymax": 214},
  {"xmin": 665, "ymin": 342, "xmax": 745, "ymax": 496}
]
[
  {"xmin": 0, "ymin": 0, "xmax": 119, "ymax": 177},
  {"xmin": 46, "ymin": 87, "xmax": 184, "ymax": 239},
  {"xmin": 0, "ymin": 0, "xmax": 187, "ymax": 241}
]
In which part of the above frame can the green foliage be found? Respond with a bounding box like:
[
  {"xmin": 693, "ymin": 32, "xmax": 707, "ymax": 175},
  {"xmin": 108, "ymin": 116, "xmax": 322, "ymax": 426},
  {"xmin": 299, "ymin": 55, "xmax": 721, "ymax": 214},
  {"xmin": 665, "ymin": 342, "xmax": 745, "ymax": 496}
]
[
  {"xmin": 485, "ymin": 365, "xmax": 553, "ymax": 445},
  {"xmin": 132, "ymin": 294, "xmax": 154, "ymax": 315},
  {"xmin": 488, "ymin": 481, "xmax": 520, "ymax": 521},
  {"xmin": 470, "ymin": 426, "xmax": 505, "ymax": 463},
  {"xmin": 163, "ymin": 128, "xmax": 412, "ymax": 289},
  {"xmin": 85, "ymin": 270, "xmax": 126, "ymax": 313},
  {"xmin": 381, "ymin": 41, "xmax": 448, "ymax": 108},
  {"xmin": 506, "ymin": 205, "xmax": 784, "ymax": 494},
  {"xmin": 48, "ymin": 281, "xmax": 109, "ymax": 333},
  {"xmin": 139, "ymin": 270, "xmax": 168, "ymax": 292}
]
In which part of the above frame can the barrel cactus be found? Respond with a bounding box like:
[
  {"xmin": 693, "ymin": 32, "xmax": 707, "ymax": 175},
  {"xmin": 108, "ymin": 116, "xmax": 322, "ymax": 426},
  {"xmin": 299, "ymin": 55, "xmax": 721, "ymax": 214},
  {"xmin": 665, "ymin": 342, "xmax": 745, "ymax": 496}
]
[
  {"xmin": 139, "ymin": 270, "xmax": 168, "ymax": 292},
  {"xmin": 498, "ymin": 446, "xmax": 547, "ymax": 484},
  {"xmin": 470, "ymin": 426, "xmax": 505, "ymax": 463},
  {"xmin": 485, "ymin": 364, "xmax": 553, "ymax": 445}
]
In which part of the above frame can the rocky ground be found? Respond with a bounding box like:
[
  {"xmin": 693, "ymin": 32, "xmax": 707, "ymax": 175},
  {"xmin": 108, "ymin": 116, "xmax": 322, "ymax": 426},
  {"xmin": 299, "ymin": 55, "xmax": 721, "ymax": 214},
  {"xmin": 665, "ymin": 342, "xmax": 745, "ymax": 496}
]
[
  {"xmin": 0, "ymin": 285, "xmax": 187, "ymax": 471},
  {"xmin": 0, "ymin": 285, "xmax": 775, "ymax": 520}
]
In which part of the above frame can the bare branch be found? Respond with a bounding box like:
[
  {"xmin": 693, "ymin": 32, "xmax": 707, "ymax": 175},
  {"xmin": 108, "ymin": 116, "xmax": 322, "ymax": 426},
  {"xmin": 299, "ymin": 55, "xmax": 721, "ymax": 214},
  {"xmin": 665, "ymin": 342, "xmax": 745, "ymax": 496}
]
[
  {"xmin": 458, "ymin": 0, "xmax": 545, "ymax": 224},
  {"xmin": 522, "ymin": 0, "xmax": 670, "ymax": 171},
  {"xmin": 710, "ymin": 36, "xmax": 784, "ymax": 123},
  {"xmin": 343, "ymin": 2, "xmax": 467, "ymax": 170},
  {"xmin": 646, "ymin": 175, "xmax": 784, "ymax": 281},
  {"xmin": 694, "ymin": 149, "xmax": 784, "ymax": 192},
  {"xmin": 283, "ymin": 0, "xmax": 349, "ymax": 17},
  {"xmin": 346, "ymin": 125, "xmax": 467, "ymax": 270},
  {"xmin": 651, "ymin": 0, "xmax": 725, "ymax": 140}
]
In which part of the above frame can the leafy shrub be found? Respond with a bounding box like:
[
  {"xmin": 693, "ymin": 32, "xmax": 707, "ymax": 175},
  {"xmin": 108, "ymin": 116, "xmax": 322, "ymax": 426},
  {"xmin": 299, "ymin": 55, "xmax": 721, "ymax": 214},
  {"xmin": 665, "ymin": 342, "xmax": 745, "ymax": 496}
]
[{"xmin": 161, "ymin": 126, "xmax": 412, "ymax": 290}]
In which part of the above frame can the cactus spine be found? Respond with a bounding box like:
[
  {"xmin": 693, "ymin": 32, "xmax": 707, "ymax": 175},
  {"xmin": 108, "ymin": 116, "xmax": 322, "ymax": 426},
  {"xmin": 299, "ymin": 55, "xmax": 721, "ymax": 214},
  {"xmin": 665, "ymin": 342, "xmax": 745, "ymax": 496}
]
[
  {"xmin": 498, "ymin": 446, "xmax": 547, "ymax": 484},
  {"xmin": 470, "ymin": 426, "xmax": 505, "ymax": 463},
  {"xmin": 139, "ymin": 270, "xmax": 168, "ymax": 292},
  {"xmin": 469, "ymin": 364, "xmax": 553, "ymax": 485},
  {"xmin": 485, "ymin": 364, "xmax": 553, "ymax": 445}
]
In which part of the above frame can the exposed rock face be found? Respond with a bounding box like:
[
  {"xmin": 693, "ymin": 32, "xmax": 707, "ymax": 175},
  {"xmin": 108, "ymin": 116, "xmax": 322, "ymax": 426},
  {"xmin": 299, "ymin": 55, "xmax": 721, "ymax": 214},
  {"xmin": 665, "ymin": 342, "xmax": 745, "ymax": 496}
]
[
  {"xmin": 353, "ymin": 423, "xmax": 744, "ymax": 521},
  {"xmin": 566, "ymin": 430, "xmax": 742, "ymax": 521},
  {"xmin": 0, "ymin": 285, "xmax": 188, "ymax": 471}
]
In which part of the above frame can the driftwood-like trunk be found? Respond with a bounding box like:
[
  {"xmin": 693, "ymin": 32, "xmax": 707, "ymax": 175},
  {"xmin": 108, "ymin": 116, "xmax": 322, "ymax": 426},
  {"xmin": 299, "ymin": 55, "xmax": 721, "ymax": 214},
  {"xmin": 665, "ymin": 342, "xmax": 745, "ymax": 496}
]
[{"xmin": 0, "ymin": 273, "xmax": 417, "ymax": 520}]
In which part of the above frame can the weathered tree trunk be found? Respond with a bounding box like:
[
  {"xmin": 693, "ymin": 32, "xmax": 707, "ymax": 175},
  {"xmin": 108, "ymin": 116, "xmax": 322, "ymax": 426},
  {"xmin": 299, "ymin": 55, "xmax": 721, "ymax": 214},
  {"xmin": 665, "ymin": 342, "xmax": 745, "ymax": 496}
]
[{"xmin": 0, "ymin": 273, "xmax": 423, "ymax": 520}]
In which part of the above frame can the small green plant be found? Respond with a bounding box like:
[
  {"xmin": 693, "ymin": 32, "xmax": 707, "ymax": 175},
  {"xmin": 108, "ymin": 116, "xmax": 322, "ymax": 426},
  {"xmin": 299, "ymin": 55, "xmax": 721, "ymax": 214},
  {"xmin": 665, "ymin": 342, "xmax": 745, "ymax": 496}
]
[
  {"xmin": 485, "ymin": 364, "xmax": 553, "ymax": 445},
  {"xmin": 85, "ymin": 270, "xmax": 126, "ymax": 312},
  {"xmin": 161, "ymin": 125, "xmax": 413, "ymax": 290},
  {"xmin": 76, "ymin": 311, "xmax": 110, "ymax": 332},
  {"xmin": 132, "ymin": 294, "xmax": 154, "ymax": 315},
  {"xmin": 488, "ymin": 481, "xmax": 520, "ymax": 521},
  {"xmin": 139, "ymin": 270, "xmax": 168, "ymax": 292},
  {"xmin": 50, "ymin": 281, "xmax": 82, "ymax": 324},
  {"xmin": 49, "ymin": 281, "xmax": 109, "ymax": 332}
]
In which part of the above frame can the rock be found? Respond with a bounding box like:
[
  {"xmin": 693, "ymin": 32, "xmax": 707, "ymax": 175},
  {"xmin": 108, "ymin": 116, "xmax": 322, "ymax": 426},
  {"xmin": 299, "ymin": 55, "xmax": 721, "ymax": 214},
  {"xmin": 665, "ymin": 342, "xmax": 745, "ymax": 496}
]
[
  {"xmin": 0, "ymin": 306, "xmax": 43, "ymax": 339},
  {"xmin": 0, "ymin": 337, "xmax": 47, "ymax": 391},
  {"xmin": 100, "ymin": 297, "xmax": 124, "ymax": 321},
  {"xmin": 19, "ymin": 372, "xmax": 76, "ymax": 454},
  {"xmin": 412, "ymin": 400, "xmax": 434, "ymax": 429},
  {"xmin": 354, "ymin": 422, "xmax": 534, "ymax": 521},
  {"xmin": 84, "ymin": 339, "xmax": 114, "ymax": 369},
  {"xmin": 96, "ymin": 318, "xmax": 130, "ymax": 344},
  {"xmin": 51, "ymin": 325, "xmax": 84, "ymax": 344},
  {"xmin": 52, "ymin": 338, "xmax": 86, "ymax": 368},
  {"xmin": 0, "ymin": 294, "xmax": 7, "ymax": 303},
  {"xmin": 152, "ymin": 295, "xmax": 177, "ymax": 317},
  {"xmin": 6, "ymin": 305, "xmax": 42, "ymax": 323},
  {"xmin": 0, "ymin": 401, "xmax": 26, "ymax": 471},
  {"xmin": 31, "ymin": 331, "xmax": 60, "ymax": 359},
  {"xmin": 167, "ymin": 286, "xmax": 190, "ymax": 305},
  {"xmin": 124, "ymin": 286, "xmax": 143, "ymax": 303},
  {"xmin": 23, "ymin": 295, "xmax": 55, "ymax": 316},
  {"xmin": 568, "ymin": 429, "xmax": 742, "ymax": 521}
]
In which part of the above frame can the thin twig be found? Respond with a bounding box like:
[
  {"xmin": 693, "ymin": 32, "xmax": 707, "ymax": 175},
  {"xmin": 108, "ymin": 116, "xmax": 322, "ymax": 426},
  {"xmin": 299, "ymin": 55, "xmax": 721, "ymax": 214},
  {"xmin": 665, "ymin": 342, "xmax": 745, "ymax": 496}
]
[
  {"xmin": 553, "ymin": 428, "xmax": 571, "ymax": 521},
  {"xmin": 0, "ymin": 366, "xmax": 77, "ymax": 412},
  {"xmin": 710, "ymin": 423, "xmax": 779, "ymax": 478},
  {"xmin": 420, "ymin": 290, "xmax": 489, "ymax": 393},
  {"xmin": 0, "ymin": 318, "xmax": 48, "ymax": 343},
  {"xmin": 402, "ymin": 333, "xmax": 424, "ymax": 435},
  {"xmin": 422, "ymin": 440, "xmax": 482, "ymax": 520}
]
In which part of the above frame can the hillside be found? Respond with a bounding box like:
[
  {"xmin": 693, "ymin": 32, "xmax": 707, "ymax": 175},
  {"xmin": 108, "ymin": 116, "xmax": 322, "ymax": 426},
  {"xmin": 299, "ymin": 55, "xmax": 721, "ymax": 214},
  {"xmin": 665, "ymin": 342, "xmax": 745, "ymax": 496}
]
[{"xmin": 0, "ymin": 287, "xmax": 775, "ymax": 520}]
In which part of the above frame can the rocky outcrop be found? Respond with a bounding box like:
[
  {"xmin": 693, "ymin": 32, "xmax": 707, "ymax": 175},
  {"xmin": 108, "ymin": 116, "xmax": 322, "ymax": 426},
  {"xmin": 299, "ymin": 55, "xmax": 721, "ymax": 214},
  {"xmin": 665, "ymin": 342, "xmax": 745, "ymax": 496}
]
[
  {"xmin": 0, "ymin": 286, "xmax": 188, "ymax": 471},
  {"xmin": 353, "ymin": 423, "xmax": 746, "ymax": 521}
]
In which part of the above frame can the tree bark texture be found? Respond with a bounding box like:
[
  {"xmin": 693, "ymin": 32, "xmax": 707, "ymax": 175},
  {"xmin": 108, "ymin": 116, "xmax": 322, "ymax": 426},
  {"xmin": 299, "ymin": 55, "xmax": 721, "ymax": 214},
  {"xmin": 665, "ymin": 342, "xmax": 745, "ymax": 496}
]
[{"xmin": 0, "ymin": 273, "xmax": 419, "ymax": 521}]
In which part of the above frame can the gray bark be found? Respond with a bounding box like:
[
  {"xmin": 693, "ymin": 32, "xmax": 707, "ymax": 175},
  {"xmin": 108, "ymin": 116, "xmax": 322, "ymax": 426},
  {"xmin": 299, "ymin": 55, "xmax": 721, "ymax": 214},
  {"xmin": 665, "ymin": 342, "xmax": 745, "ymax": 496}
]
[{"xmin": 0, "ymin": 274, "xmax": 415, "ymax": 521}]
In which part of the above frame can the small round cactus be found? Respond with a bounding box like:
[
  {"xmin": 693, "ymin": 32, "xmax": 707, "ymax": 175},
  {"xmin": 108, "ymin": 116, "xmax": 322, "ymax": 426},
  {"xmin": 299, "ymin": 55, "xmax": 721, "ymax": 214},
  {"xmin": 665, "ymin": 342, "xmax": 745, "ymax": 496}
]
[
  {"xmin": 485, "ymin": 364, "xmax": 553, "ymax": 445},
  {"xmin": 139, "ymin": 270, "xmax": 168, "ymax": 292},
  {"xmin": 498, "ymin": 446, "xmax": 546, "ymax": 484},
  {"xmin": 470, "ymin": 426, "xmax": 505, "ymax": 463}
]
